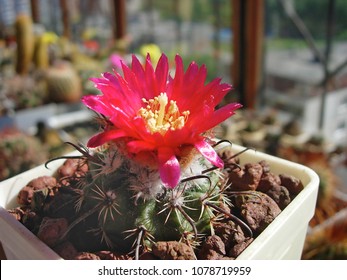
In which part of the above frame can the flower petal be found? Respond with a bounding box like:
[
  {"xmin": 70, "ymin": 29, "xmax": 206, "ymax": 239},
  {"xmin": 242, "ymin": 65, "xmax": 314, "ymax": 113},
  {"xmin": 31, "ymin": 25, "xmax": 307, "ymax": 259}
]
[
  {"xmin": 81, "ymin": 95, "xmax": 114, "ymax": 116},
  {"xmin": 109, "ymin": 54, "xmax": 124, "ymax": 69},
  {"xmin": 194, "ymin": 139, "xmax": 224, "ymax": 168},
  {"xmin": 158, "ymin": 147, "xmax": 181, "ymax": 189},
  {"xmin": 87, "ymin": 130, "xmax": 127, "ymax": 147},
  {"xmin": 127, "ymin": 140, "xmax": 156, "ymax": 153},
  {"xmin": 154, "ymin": 54, "xmax": 169, "ymax": 92},
  {"xmin": 190, "ymin": 102, "xmax": 243, "ymax": 133}
]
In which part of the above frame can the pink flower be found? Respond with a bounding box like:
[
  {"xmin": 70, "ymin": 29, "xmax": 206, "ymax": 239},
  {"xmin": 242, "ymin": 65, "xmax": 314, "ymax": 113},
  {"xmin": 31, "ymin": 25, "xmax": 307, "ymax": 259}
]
[
  {"xmin": 109, "ymin": 54, "xmax": 125, "ymax": 70},
  {"xmin": 82, "ymin": 54, "xmax": 242, "ymax": 188}
]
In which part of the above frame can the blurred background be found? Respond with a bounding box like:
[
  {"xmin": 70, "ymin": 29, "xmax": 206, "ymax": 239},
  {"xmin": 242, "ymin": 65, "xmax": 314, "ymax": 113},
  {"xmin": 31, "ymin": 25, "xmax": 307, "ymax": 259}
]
[{"xmin": 0, "ymin": 0, "xmax": 346, "ymax": 259}]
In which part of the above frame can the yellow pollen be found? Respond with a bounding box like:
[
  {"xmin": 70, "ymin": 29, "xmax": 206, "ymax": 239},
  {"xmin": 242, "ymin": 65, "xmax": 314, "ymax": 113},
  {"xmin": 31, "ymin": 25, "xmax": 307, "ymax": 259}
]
[{"xmin": 138, "ymin": 92, "xmax": 190, "ymax": 135}]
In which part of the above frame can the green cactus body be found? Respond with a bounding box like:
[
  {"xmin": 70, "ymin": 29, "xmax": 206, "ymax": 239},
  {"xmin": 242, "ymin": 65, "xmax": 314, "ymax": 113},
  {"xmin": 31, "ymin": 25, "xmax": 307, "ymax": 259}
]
[{"xmin": 57, "ymin": 145, "xmax": 226, "ymax": 253}]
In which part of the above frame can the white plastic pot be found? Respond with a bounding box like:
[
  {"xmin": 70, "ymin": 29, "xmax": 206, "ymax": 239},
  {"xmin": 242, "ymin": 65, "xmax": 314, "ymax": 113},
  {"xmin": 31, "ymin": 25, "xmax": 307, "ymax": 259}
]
[{"xmin": 0, "ymin": 144, "xmax": 319, "ymax": 259}]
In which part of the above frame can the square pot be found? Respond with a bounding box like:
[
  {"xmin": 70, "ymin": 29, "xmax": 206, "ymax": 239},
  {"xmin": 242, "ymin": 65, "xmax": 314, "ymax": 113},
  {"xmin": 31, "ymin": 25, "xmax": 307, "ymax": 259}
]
[{"xmin": 0, "ymin": 144, "xmax": 319, "ymax": 259}]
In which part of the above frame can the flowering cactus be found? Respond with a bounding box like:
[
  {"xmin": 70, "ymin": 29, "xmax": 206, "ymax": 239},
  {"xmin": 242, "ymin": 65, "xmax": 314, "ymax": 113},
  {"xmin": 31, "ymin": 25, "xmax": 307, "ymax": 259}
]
[
  {"xmin": 43, "ymin": 53, "xmax": 244, "ymax": 257},
  {"xmin": 83, "ymin": 54, "xmax": 241, "ymax": 188}
]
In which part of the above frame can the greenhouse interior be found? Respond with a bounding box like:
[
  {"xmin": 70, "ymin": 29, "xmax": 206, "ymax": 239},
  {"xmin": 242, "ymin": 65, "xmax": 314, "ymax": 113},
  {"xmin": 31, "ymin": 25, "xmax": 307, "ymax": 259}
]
[{"xmin": 0, "ymin": 0, "xmax": 346, "ymax": 260}]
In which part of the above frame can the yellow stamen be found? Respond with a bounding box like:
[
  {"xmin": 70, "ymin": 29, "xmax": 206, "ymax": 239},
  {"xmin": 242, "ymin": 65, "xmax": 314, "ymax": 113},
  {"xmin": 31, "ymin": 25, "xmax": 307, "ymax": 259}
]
[
  {"xmin": 138, "ymin": 92, "xmax": 190, "ymax": 135},
  {"xmin": 157, "ymin": 93, "xmax": 168, "ymax": 127}
]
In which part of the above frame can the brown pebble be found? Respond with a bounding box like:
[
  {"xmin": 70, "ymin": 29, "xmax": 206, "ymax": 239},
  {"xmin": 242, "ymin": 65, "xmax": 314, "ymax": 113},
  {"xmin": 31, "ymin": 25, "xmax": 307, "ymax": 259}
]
[
  {"xmin": 233, "ymin": 191, "xmax": 281, "ymax": 235},
  {"xmin": 279, "ymin": 174, "xmax": 304, "ymax": 196},
  {"xmin": 37, "ymin": 217, "xmax": 68, "ymax": 247},
  {"xmin": 74, "ymin": 252, "xmax": 101, "ymax": 260},
  {"xmin": 152, "ymin": 241, "xmax": 196, "ymax": 260},
  {"xmin": 228, "ymin": 163, "xmax": 263, "ymax": 191}
]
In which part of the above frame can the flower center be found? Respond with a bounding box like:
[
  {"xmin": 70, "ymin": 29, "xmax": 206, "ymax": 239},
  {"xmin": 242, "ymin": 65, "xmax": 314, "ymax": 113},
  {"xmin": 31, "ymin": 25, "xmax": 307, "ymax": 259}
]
[{"xmin": 138, "ymin": 92, "xmax": 190, "ymax": 135}]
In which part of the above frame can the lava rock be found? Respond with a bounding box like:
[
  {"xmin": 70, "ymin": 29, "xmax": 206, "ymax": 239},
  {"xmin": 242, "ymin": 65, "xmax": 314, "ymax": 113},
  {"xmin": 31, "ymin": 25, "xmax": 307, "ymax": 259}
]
[
  {"xmin": 58, "ymin": 158, "xmax": 88, "ymax": 178},
  {"xmin": 95, "ymin": 251, "xmax": 133, "ymax": 260},
  {"xmin": 74, "ymin": 252, "xmax": 101, "ymax": 260},
  {"xmin": 279, "ymin": 174, "xmax": 304, "ymax": 196},
  {"xmin": 214, "ymin": 219, "xmax": 253, "ymax": 258},
  {"xmin": 54, "ymin": 241, "xmax": 78, "ymax": 259},
  {"xmin": 257, "ymin": 172, "xmax": 281, "ymax": 193},
  {"xmin": 228, "ymin": 238, "xmax": 253, "ymax": 258},
  {"xmin": 152, "ymin": 241, "xmax": 196, "ymax": 260},
  {"xmin": 232, "ymin": 191, "xmax": 281, "ymax": 235},
  {"xmin": 37, "ymin": 217, "xmax": 69, "ymax": 247},
  {"xmin": 198, "ymin": 235, "xmax": 226, "ymax": 260},
  {"xmin": 266, "ymin": 184, "xmax": 291, "ymax": 210},
  {"xmin": 17, "ymin": 176, "xmax": 57, "ymax": 205},
  {"xmin": 228, "ymin": 163, "xmax": 263, "ymax": 191}
]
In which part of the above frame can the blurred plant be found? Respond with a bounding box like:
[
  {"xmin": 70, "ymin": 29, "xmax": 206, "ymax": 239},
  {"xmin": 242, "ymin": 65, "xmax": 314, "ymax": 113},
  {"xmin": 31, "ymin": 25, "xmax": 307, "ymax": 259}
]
[
  {"xmin": 33, "ymin": 32, "xmax": 59, "ymax": 70},
  {"xmin": 139, "ymin": 43, "xmax": 162, "ymax": 67},
  {"xmin": 0, "ymin": 74, "xmax": 48, "ymax": 113},
  {"xmin": 15, "ymin": 14, "xmax": 34, "ymax": 75},
  {"xmin": 0, "ymin": 128, "xmax": 48, "ymax": 181},
  {"xmin": 303, "ymin": 208, "xmax": 347, "ymax": 260},
  {"xmin": 45, "ymin": 61, "xmax": 82, "ymax": 104}
]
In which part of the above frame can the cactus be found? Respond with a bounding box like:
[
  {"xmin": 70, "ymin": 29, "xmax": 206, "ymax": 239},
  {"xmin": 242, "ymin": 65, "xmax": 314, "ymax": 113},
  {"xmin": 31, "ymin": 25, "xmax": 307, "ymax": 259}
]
[
  {"xmin": 33, "ymin": 32, "xmax": 59, "ymax": 70},
  {"xmin": 38, "ymin": 53, "xmax": 245, "ymax": 257},
  {"xmin": 45, "ymin": 61, "xmax": 82, "ymax": 103},
  {"xmin": 43, "ymin": 143, "xmax": 232, "ymax": 255},
  {"xmin": 15, "ymin": 14, "xmax": 35, "ymax": 75},
  {"xmin": 33, "ymin": 36, "xmax": 49, "ymax": 70},
  {"xmin": 1, "ymin": 74, "xmax": 48, "ymax": 110},
  {"xmin": 0, "ymin": 128, "xmax": 48, "ymax": 181}
]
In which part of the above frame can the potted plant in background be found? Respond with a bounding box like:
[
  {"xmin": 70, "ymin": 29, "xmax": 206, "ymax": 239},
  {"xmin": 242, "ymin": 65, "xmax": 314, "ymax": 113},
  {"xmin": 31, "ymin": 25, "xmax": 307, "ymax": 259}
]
[{"xmin": 0, "ymin": 54, "xmax": 319, "ymax": 260}]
